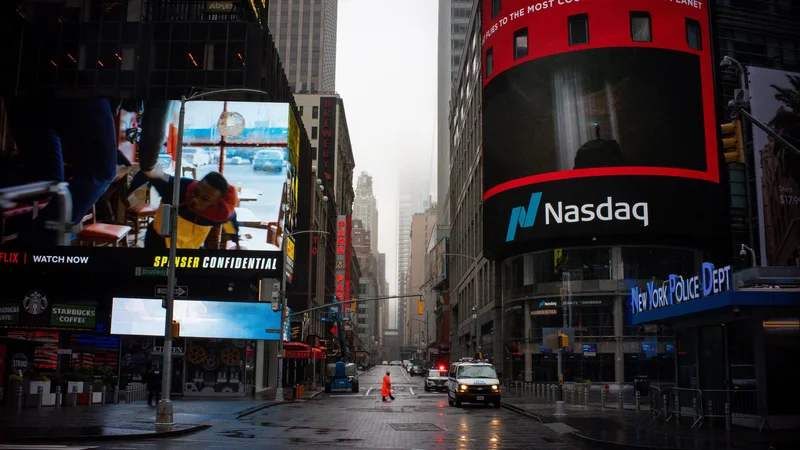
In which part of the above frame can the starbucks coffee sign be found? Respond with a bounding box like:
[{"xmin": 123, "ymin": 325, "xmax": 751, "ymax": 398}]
[{"xmin": 50, "ymin": 304, "xmax": 96, "ymax": 328}]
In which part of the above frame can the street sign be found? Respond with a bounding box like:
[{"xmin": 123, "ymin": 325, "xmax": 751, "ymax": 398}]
[
  {"xmin": 135, "ymin": 267, "xmax": 167, "ymax": 277},
  {"xmin": 155, "ymin": 285, "xmax": 188, "ymax": 297}
]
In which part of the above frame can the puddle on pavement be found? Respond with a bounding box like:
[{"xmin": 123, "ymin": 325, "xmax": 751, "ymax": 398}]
[{"xmin": 218, "ymin": 429, "xmax": 256, "ymax": 439}]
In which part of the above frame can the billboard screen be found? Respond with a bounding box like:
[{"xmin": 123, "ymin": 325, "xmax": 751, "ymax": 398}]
[
  {"xmin": 481, "ymin": 0, "xmax": 723, "ymax": 258},
  {"xmin": 110, "ymin": 297, "xmax": 281, "ymax": 340},
  {"xmin": 0, "ymin": 97, "xmax": 295, "ymax": 274},
  {"xmin": 747, "ymin": 67, "xmax": 800, "ymax": 266}
]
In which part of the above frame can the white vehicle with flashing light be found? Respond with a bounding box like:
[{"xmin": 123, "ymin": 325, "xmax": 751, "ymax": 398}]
[{"xmin": 446, "ymin": 360, "xmax": 501, "ymax": 407}]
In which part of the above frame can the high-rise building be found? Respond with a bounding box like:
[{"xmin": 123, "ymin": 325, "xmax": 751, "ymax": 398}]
[
  {"xmin": 268, "ymin": 0, "xmax": 338, "ymax": 93},
  {"xmin": 404, "ymin": 204, "xmax": 437, "ymax": 349},
  {"xmin": 353, "ymin": 172, "xmax": 379, "ymax": 255},
  {"xmin": 436, "ymin": 0, "xmax": 474, "ymax": 229}
]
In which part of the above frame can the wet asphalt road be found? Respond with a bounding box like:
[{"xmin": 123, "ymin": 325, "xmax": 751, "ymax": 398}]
[{"xmin": 50, "ymin": 365, "xmax": 587, "ymax": 449}]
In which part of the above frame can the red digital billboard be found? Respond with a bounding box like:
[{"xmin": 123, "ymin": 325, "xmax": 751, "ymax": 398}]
[{"xmin": 481, "ymin": 0, "xmax": 725, "ymax": 259}]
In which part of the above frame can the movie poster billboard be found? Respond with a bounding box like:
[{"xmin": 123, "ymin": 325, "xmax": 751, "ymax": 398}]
[
  {"xmin": 747, "ymin": 67, "xmax": 800, "ymax": 266},
  {"xmin": 480, "ymin": 0, "xmax": 724, "ymax": 259},
  {"xmin": 0, "ymin": 98, "xmax": 295, "ymax": 276}
]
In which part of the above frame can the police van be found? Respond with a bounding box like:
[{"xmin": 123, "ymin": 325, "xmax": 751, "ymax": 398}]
[{"xmin": 446, "ymin": 358, "xmax": 501, "ymax": 407}]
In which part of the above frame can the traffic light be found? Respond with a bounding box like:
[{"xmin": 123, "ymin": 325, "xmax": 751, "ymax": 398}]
[
  {"xmin": 417, "ymin": 299, "xmax": 424, "ymax": 315},
  {"xmin": 721, "ymin": 120, "xmax": 745, "ymax": 163},
  {"xmin": 172, "ymin": 320, "xmax": 180, "ymax": 339},
  {"xmin": 557, "ymin": 332, "xmax": 568, "ymax": 349}
]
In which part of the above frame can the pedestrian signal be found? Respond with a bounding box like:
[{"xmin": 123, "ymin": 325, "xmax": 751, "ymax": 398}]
[{"xmin": 417, "ymin": 299, "xmax": 424, "ymax": 315}]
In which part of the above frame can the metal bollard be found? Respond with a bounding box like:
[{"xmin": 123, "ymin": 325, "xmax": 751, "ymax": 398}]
[
  {"xmin": 15, "ymin": 386, "xmax": 23, "ymax": 413},
  {"xmin": 101, "ymin": 386, "xmax": 106, "ymax": 406},
  {"xmin": 724, "ymin": 402, "xmax": 731, "ymax": 431},
  {"xmin": 692, "ymin": 397, "xmax": 698, "ymax": 419},
  {"xmin": 55, "ymin": 386, "xmax": 62, "ymax": 408},
  {"xmin": 584, "ymin": 388, "xmax": 589, "ymax": 407},
  {"xmin": 114, "ymin": 386, "xmax": 119, "ymax": 404},
  {"xmin": 37, "ymin": 385, "xmax": 44, "ymax": 410},
  {"xmin": 88, "ymin": 384, "xmax": 93, "ymax": 408},
  {"xmin": 618, "ymin": 388, "xmax": 624, "ymax": 410},
  {"xmin": 707, "ymin": 399, "xmax": 713, "ymax": 427},
  {"xmin": 674, "ymin": 395, "xmax": 680, "ymax": 421},
  {"xmin": 601, "ymin": 389, "xmax": 606, "ymax": 408},
  {"xmin": 71, "ymin": 386, "xmax": 78, "ymax": 407},
  {"xmin": 663, "ymin": 394, "xmax": 669, "ymax": 418},
  {"xmin": 635, "ymin": 390, "xmax": 641, "ymax": 411}
]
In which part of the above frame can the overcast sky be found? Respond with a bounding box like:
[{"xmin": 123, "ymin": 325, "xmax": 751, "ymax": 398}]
[{"xmin": 336, "ymin": 0, "xmax": 439, "ymax": 295}]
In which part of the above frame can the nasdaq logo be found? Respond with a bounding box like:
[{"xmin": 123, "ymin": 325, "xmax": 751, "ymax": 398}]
[
  {"xmin": 506, "ymin": 192, "xmax": 649, "ymax": 243},
  {"xmin": 506, "ymin": 192, "xmax": 542, "ymax": 242}
]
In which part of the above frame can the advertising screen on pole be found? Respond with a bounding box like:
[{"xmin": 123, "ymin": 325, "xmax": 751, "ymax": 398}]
[
  {"xmin": 110, "ymin": 297, "xmax": 282, "ymax": 340},
  {"xmin": 481, "ymin": 0, "xmax": 724, "ymax": 259},
  {"xmin": 0, "ymin": 98, "xmax": 296, "ymax": 275},
  {"xmin": 746, "ymin": 67, "xmax": 800, "ymax": 267}
]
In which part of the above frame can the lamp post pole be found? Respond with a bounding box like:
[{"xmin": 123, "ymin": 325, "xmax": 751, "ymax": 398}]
[
  {"xmin": 157, "ymin": 88, "xmax": 267, "ymax": 426},
  {"xmin": 276, "ymin": 229, "xmax": 329, "ymax": 402}
]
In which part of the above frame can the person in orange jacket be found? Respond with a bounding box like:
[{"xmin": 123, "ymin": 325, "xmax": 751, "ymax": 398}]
[{"xmin": 382, "ymin": 371, "xmax": 395, "ymax": 402}]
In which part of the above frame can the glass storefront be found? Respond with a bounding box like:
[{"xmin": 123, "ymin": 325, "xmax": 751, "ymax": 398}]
[
  {"xmin": 501, "ymin": 246, "xmax": 696, "ymax": 384},
  {"xmin": 185, "ymin": 338, "xmax": 254, "ymax": 396}
]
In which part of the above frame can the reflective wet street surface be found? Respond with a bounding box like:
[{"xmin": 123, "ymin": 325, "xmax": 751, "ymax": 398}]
[{"xmin": 64, "ymin": 366, "xmax": 588, "ymax": 449}]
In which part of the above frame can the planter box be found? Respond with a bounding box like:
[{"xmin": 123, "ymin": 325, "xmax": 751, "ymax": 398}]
[
  {"xmin": 26, "ymin": 381, "xmax": 51, "ymax": 395},
  {"xmin": 66, "ymin": 381, "xmax": 85, "ymax": 394}
]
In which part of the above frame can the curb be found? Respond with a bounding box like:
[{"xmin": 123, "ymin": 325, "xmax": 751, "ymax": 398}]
[
  {"xmin": 501, "ymin": 402, "xmax": 690, "ymax": 450},
  {"xmin": 14, "ymin": 424, "xmax": 212, "ymax": 443},
  {"xmin": 235, "ymin": 391, "xmax": 324, "ymax": 419},
  {"xmin": 236, "ymin": 401, "xmax": 288, "ymax": 419},
  {"xmin": 500, "ymin": 402, "xmax": 544, "ymax": 423}
]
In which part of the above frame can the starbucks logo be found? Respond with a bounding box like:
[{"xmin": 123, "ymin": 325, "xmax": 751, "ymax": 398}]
[
  {"xmin": 12, "ymin": 353, "xmax": 28, "ymax": 376},
  {"xmin": 23, "ymin": 290, "xmax": 48, "ymax": 315}
]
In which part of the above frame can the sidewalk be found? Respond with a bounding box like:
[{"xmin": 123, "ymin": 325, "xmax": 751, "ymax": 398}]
[
  {"xmin": 502, "ymin": 394, "xmax": 800, "ymax": 450},
  {"xmin": 0, "ymin": 386, "xmax": 324, "ymax": 443}
]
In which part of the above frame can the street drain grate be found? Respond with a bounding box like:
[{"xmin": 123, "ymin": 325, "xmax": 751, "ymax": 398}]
[{"xmin": 389, "ymin": 423, "xmax": 443, "ymax": 432}]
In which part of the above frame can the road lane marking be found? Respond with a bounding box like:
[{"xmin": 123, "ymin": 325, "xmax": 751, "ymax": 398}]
[
  {"xmin": 366, "ymin": 387, "xmax": 373, "ymax": 396},
  {"xmin": 409, "ymin": 387, "xmax": 415, "ymax": 396}
]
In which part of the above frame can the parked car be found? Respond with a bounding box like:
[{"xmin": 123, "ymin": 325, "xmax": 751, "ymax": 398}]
[
  {"xmin": 157, "ymin": 154, "xmax": 174, "ymax": 172},
  {"xmin": 253, "ymin": 149, "xmax": 286, "ymax": 172},
  {"xmin": 410, "ymin": 365, "xmax": 425, "ymax": 377},
  {"xmin": 389, "ymin": 361, "xmax": 402, "ymax": 366},
  {"xmin": 182, "ymin": 148, "xmax": 209, "ymax": 166}
]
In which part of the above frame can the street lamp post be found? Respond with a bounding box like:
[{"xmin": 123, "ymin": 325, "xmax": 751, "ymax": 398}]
[
  {"xmin": 276, "ymin": 229, "xmax": 329, "ymax": 403},
  {"xmin": 157, "ymin": 88, "xmax": 266, "ymax": 427}
]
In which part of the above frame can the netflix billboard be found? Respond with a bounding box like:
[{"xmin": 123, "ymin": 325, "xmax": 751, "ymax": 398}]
[{"xmin": 480, "ymin": 0, "xmax": 725, "ymax": 259}]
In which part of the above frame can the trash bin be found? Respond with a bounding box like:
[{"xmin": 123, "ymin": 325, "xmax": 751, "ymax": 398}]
[{"xmin": 634, "ymin": 375, "xmax": 649, "ymax": 396}]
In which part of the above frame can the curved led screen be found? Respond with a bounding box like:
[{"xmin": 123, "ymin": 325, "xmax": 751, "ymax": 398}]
[{"xmin": 481, "ymin": 0, "xmax": 725, "ymax": 259}]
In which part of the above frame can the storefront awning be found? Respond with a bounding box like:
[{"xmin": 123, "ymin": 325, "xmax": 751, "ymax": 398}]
[
  {"xmin": 284, "ymin": 347, "xmax": 325, "ymax": 359},
  {"xmin": 283, "ymin": 341, "xmax": 309, "ymax": 350}
]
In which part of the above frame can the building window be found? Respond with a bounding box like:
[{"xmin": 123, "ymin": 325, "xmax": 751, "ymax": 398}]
[
  {"xmin": 311, "ymin": 126, "xmax": 318, "ymax": 139},
  {"xmin": 513, "ymin": 28, "xmax": 528, "ymax": 60},
  {"xmin": 485, "ymin": 47, "xmax": 493, "ymax": 77},
  {"xmin": 120, "ymin": 48, "xmax": 136, "ymax": 71},
  {"xmin": 568, "ymin": 14, "xmax": 589, "ymax": 46},
  {"xmin": 686, "ymin": 19, "xmax": 702, "ymax": 50},
  {"xmin": 492, "ymin": 0, "xmax": 501, "ymax": 19},
  {"xmin": 299, "ymin": 106, "xmax": 304, "ymax": 116},
  {"xmin": 312, "ymin": 105, "xmax": 319, "ymax": 119},
  {"xmin": 630, "ymin": 12, "xmax": 652, "ymax": 42}
]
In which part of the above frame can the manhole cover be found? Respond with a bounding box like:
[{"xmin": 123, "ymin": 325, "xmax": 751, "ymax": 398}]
[{"xmin": 389, "ymin": 423, "xmax": 443, "ymax": 432}]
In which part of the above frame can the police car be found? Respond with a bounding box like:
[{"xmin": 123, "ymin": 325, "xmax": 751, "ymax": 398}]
[{"xmin": 446, "ymin": 358, "xmax": 501, "ymax": 407}]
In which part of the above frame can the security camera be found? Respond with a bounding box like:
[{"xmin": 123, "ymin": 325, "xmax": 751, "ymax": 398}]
[
  {"xmin": 739, "ymin": 244, "xmax": 747, "ymax": 258},
  {"xmin": 720, "ymin": 56, "xmax": 732, "ymax": 68}
]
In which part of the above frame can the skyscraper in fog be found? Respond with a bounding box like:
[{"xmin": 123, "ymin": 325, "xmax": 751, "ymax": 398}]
[
  {"xmin": 353, "ymin": 172, "xmax": 379, "ymax": 255},
  {"xmin": 268, "ymin": 0, "xmax": 338, "ymax": 92}
]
